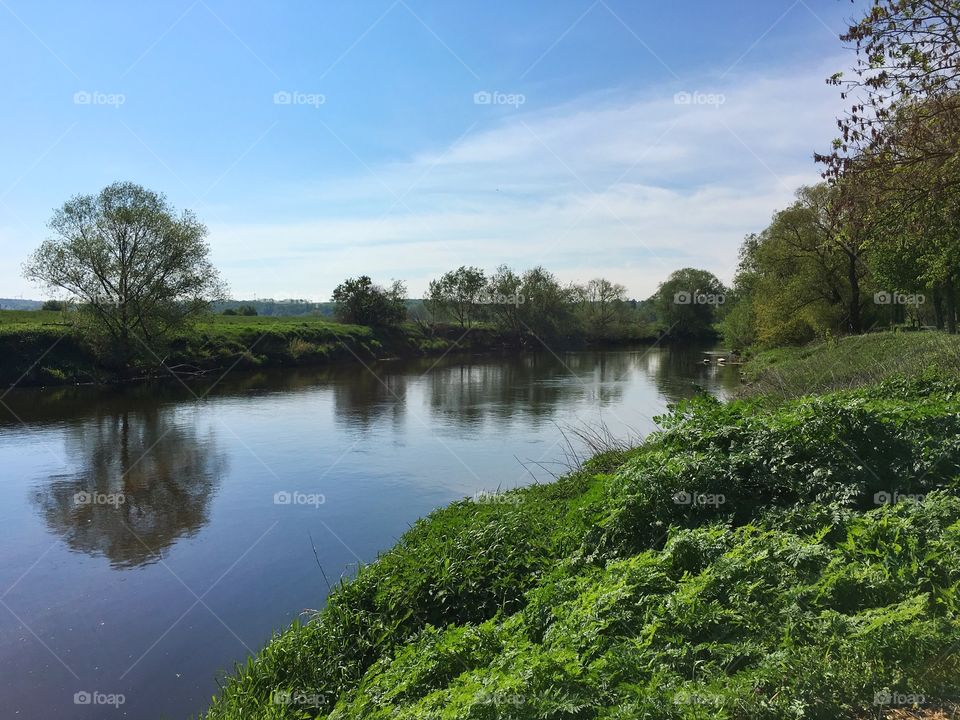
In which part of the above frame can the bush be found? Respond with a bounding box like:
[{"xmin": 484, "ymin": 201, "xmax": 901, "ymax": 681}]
[{"xmin": 332, "ymin": 276, "xmax": 407, "ymax": 327}]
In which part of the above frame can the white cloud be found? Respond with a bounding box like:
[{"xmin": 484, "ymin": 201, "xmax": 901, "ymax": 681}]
[{"xmin": 208, "ymin": 58, "xmax": 844, "ymax": 301}]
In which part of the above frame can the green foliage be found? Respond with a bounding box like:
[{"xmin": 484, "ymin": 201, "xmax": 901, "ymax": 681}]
[
  {"xmin": 201, "ymin": 377, "xmax": 960, "ymax": 719},
  {"xmin": 22, "ymin": 182, "xmax": 225, "ymax": 361},
  {"xmin": 516, "ymin": 266, "xmax": 578, "ymax": 341},
  {"xmin": 821, "ymin": 3, "xmax": 960, "ymax": 330},
  {"xmin": 332, "ymin": 276, "xmax": 407, "ymax": 327},
  {"xmin": 484, "ymin": 265, "xmax": 524, "ymax": 335},
  {"xmin": 718, "ymin": 292, "xmax": 756, "ymax": 350},
  {"xmin": 573, "ymin": 278, "xmax": 630, "ymax": 341},
  {"xmin": 420, "ymin": 265, "xmax": 653, "ymax": 343},
  {"xmin": 728, "ymin": 184, "xmax": 880, "ymax": 349},
  {"xmin": 653, "ymin": 267, "xmax": 727, "ymax": 340},
  {"xmin": 425, "ymin": 266, "xmax": 487, "ymax": 328}
]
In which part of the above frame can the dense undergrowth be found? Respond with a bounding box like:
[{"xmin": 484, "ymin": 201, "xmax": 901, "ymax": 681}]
[{"xmin": 201, "ymin": 374, "xmax": 960, "ymax": 719}]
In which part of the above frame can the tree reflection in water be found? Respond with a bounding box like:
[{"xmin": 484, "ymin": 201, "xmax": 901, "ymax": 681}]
[
  {"xmin": 32, "ymin": 406, "xmax": 225, "ymax": 568},
  {"xmin": 426, "ymin": 352, "xmax": 632, "ymax": 427}
]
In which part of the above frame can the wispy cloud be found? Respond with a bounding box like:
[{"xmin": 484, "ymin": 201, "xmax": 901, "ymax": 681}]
[{"xmin": 3, "ymin": 59, "xmax": 843, "ymax": 302}]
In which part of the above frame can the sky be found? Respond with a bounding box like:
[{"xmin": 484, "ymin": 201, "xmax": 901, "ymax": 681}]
[{"xmin": 0, "ymin": 0, "xmax": 858, "ymax": 301}]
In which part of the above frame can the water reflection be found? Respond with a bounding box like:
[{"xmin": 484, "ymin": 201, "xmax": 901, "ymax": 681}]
[
  {"xmin": 32, "ymin": 406, "xmax": 225, "ymax": 568},
  {"xmin": 424, "ymin": 353, "xmax": 632, "ymax": 426},
  {"xmin": 332, "ymin": 367, "xmax": 408, "ymax": 430},
  {"xmin": 17, "ymin": 347, "xmax": 739, "ymax": 569},
  {"xmin": 643, "ymin": 344, "xmax": 739, "ymax": 398}
]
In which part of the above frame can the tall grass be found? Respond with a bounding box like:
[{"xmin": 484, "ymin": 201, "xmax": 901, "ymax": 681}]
[{"xmin": 740, "ymin": 331, "xmax": 960, "ymax": 398}]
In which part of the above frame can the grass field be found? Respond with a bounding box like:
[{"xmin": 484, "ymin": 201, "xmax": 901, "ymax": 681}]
[
  {"xmin": 0, "ymin": 309, "xmax": 69, "ymax": 327},
  {"xmin": 0, "ymin": 310, "xmax": 474, "ymax": 387},
  {"xmin": 0, "ymin": 309, "xmax": 363, "ymax": 333}
]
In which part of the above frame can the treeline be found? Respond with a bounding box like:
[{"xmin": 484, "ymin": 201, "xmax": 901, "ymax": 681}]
[
  {"xmin": 720, "ymin": 177, "xmax": 959, "ymax": 350},
  {"xmin": 721, "ymin": 0, "xmax": 960, "ymax": 350},
  {"xmin": 328, "ymin": 265, "xmax": 731, "ymax": 343},
  {"xmin": 217, "ymin": 299, "xmax": 333, "ymax": 317}
]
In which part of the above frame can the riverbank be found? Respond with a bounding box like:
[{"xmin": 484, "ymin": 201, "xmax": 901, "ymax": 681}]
[
  {"xmin": 739, "ymin": 330, "xmax": 960, "ymax": 398},
  {"xmin": 200, "ymin": 333, "xmax": 960, "ymax": 719},
  {"xmin": 0, "ymin": 311, "xmax": 530, "ymax": 388},
  {"xmin": 0, "ymin": 310, "xmax": 664, "ymax": 388}
]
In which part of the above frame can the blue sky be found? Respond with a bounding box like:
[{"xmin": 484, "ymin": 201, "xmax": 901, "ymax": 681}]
[{"xmin": 0, "ymin": 0, "xmax": 856, "ymax": 300}]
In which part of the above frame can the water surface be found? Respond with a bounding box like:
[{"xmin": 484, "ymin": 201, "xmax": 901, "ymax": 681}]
[{"xmin": 0, "ymin": 346, "xmax": 740, "ymax": 718}]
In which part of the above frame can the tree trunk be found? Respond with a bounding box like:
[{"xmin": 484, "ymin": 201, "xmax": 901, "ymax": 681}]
[
  {"xmin": 847, "ymin": 253, "xmax": 862, "ymax": 334},
  {"xmin": 933, "ymin": 288, "xmax": 944, "ymax": 330},
  {"xmin": 946, "ymin": 276, "xmax": 957, "ymax": 334}
]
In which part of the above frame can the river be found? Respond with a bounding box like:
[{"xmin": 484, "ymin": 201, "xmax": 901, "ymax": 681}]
[{"xmin": 0, "ymin": 346, "xmax": 740, "ymax": 719}]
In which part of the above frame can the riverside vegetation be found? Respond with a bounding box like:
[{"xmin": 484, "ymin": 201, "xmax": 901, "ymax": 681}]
[
  {"xmin": 199, "ymin": 332, "xmax": 960, "ymax": 719},
  {"xmin": 0, "ymin": 309, "xmax": 498, "ymax": 387},
  {"xmin": 0, "ymin": 303, "xmax": 662, "ymax": 388}
]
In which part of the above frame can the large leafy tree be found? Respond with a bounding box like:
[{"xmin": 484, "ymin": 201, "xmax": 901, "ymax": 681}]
[
  {"xmin": 516, "ymin": 266, "xmax": 577, "ymax": 340},
  {"xmin": 731, "ymin": 185, "xmax": 876, "ymax": 346},
  {"xmin": 855, "ymin": 98, "xmax": 960, "ymax": 331},
  {"xmin": 23, "ymin": 182, "xmax": 224, "ymax": 357},
  {"xmin": 332, "ymin": 276, "xmax": 407, "ymax": 327},
  {"xmin": 574, "ymin": 278, "xmax": 628, "ymax": 339},
  {"xmin": 425, "ymin": 266, "xmax": 487, "ymax": 329},
  {"xmin": 484, "ymin": 265, "xmax": 524, "ymax": 335},
  {"xmin": 653, "ymin": 267, "xmax": 727, "ymax": 340},
  {"xmin": 817, "ymin": 1, "xmax": 960, "ymax": 332},
  {"xmin": 819, "ymin": 0, "xmax": 960, "ymax": 177}
]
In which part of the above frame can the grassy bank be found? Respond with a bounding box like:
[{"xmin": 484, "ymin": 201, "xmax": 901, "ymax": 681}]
[
  {"xmin": 0, "ymin": 311, "xmax": 512, "ymax": 387},
  {"xmin": 739, "ymin": 330, "xmax": 960, "ymax": 399},
  {"xmin": 200, "ymin": 366, "xmax": 960, "ymax": 718}
]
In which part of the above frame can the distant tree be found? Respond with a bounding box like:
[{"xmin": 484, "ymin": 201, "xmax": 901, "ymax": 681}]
[
  {"xmin": 653, "ymin": 268, "xmax": 727, "ymax": 339},
  {"xmin": 332, "ymin": 276, "xmax": 406, "ymax": 327},
  {"xmin": 485, "ymin": 265, "xmax": 524, "ymax": 335},
  {"xmin": 425, "ymin": 266, "xmax": 487, "ymax": 329},
  {"xmin": 575, "ymin": 278, "xmax": 628, "ymax": 339},
  {"xmin": 517, "ymin": 266, "xmax": 577, "ymax": 340},
  {"xmin": 235, "ymin": 304, "xmax": 258, "ymax": 316},
  {"xmin": 407, "ymin": 300, "xmax": 434, "ymax": 332},
  {"xmin": 23, "ymin": 182, "xmax": 225, "ymax": 359},
  {"xmin": 222, "ymin": 308, "xmax": 238, "ymax": 316},
  {"xmin": 41, "ymin": 299, "xmax": 67, "ymax": 311}
]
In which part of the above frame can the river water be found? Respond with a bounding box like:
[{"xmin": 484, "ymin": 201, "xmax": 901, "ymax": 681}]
[{"xmin": 0, "ymin": 346, "xmax": 740, "ymax": 719}]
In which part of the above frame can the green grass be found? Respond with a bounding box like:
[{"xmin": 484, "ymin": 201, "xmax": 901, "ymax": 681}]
[
  {"xmin": 740, "ymin": 331, "xmax": 960, "ymax": 399},
  {"xmin": 200, "ymin": 376, "xmax": 960, "ymax": 719},
  {"xmin": 0, "ymin": 310, "xmax": 498, "ymax": 386},
  {"xmin": 0, "ymin": 309, "xmax": 67, "ymax": 327}
]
